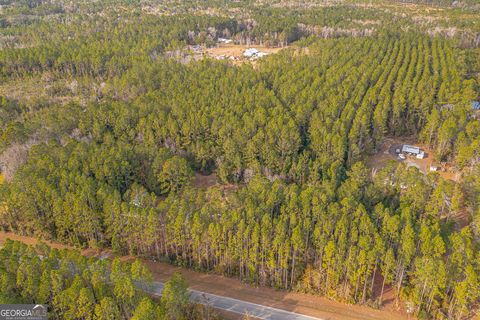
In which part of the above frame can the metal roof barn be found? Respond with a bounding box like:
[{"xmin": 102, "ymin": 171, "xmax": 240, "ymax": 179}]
[
  {"xmin": 244, "ymin": 48, "xmax": 259, "ymax": 57},
  {"xmin": 402, "ymin": 145, "xmax": 420, "ymax": 154}
]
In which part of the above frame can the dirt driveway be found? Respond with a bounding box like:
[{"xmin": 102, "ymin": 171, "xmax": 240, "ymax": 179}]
[{"xmin": 366, "ymin": 137, "xmax": 460, "ymax": 181}]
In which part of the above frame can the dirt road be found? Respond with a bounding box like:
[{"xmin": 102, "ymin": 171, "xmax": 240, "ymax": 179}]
[
  {"xmin": 366, "ymin": 136, "xmax": 460, "ymax": 182},
  {"xmin": 0, "ymin": 232, "xmax": 408, "ymax": 320}
]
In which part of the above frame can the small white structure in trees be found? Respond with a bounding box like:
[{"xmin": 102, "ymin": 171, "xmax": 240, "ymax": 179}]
[
  {"xmin": 416, "ymin": 151, "xmax": 425, "ymax": 159},
  {"xmin": 472, "ymin": 101, "xmax": 480, "ymax": 110},
  {"xmin": 218, "ymin": 38, "xmax": 233, "ymax": 44},
  {"xmin": 243, "ymin": 48, "xmax": 259, "ymax": 57},
  {"xmin": 243, "ymin": 48, "xmax": 269, "ymax": 59},
  {"xmin": 401, "ymin": 145, "xmax": 425, "ymax": 159}
]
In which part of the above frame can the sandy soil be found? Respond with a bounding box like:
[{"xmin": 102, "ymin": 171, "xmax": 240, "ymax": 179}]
[
  {"xmin": 0, "ymin": 232, "xmax": 78, "ymax": 253},
  {"xmin": 206, "ymin": 44, "xmax": 286, "ymax": 60},
  {"xmin": 366, "ymin": 137, "xmax": 460, "ymax": 182},
  {"xmin": 366, "ymin": 137, "xmax": 470, "ymax": 228},
  {"xmin": 192, "ymin": 172, "xmax": 218, "ymax": 189},
  {"xmin": 192, "ymin": 172, "xmax": 242, "ymax": 195},
  {"xmin": 0, "ymin": 231, "xmax": 409, "ymax": 320}
]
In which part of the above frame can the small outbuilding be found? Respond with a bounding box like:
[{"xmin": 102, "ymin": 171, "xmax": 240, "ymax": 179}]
[
  {"xmin": 244, "ymin": 48, "xmax": 259, "ymax": 57},
  {"xmin": 472, "ymin": 101, "xmax": 480, "ymax": 110},
  {"xmin": 402, "ymin": 145, "xmax": 420, "ymax": 154},
  {"xmin": 218, "ymin": 38, "xmax": 232, "ymax": 44},
  {"xmin": 401, "ymin": 145, "xmax": 425, "ymax": 159}
]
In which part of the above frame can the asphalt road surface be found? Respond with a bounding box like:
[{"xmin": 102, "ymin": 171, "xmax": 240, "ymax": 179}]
[{"xmin": 149, "ymin": 281, "xmax": 323, "ymax": 320}]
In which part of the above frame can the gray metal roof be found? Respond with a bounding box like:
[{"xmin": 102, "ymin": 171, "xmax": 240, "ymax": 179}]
[{"xmin": 402, "ymin": 145, "xmax": 420, "ymax": 154}]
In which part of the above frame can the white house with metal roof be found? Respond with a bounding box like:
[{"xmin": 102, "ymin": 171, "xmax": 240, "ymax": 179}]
[
  {"xmin": 243, "ymin": 48, "xmax": 259, "ymax": 57},
  {"xmin": 401, "ymin": 145, "xmax": 425, "ymax": 159}
]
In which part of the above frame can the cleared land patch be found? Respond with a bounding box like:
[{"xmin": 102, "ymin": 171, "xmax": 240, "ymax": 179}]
[
  {"xmin": 206, "ymin": 43, "xmax": 286, "ymax": 60},
  {"xmin": 192, "ymin": 172, "xmax": 218, "ymax": 189},
  {"xmin": 366, "ymin": 137, "xmax": 460, "ymax": 181}
]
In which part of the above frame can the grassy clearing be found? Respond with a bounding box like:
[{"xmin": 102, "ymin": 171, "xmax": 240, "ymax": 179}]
[{"xmin": 0, "ymin": 73, "xmax": 94, "ymax": 107}]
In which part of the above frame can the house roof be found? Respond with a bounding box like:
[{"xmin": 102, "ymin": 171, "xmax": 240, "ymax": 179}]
[
  {"xmin": 472, "ymin": 101, "xmax": 480, "ymax": 110},
  {"xmin": 402, "ymin": 145, "xmax": 420, "ymax": 154},
  {"xmin": 244, "ymin": 48, "xmax": 259, "ymax": 57}
]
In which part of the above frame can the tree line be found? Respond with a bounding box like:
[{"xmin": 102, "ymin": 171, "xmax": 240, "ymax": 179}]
[
  {"xmin": 0, "ymin": 2, "xmax": 479, "ymax": 319},
  {"xmin": 1, "ymin": 138, "xmax": 479, "ymax": 318},
  {"xmin": 0, "ymin": 239, "xmax": 219, "ymax": 320},
  {"xmin": 4, "ymin": 35, "xmax": 477, "ymax": 181}
]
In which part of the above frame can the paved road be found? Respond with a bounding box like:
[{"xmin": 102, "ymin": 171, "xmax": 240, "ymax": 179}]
[{"xmin": 148, "ymin": 281, "xmax": 323, "ymax": 320}]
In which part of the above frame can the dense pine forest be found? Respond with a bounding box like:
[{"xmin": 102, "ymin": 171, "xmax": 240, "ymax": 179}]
[
  {"xmin": 0, "ymin": 239, "xmax": 210, "ymax": 320},
  {"xmin": 0, "ymin": 0, "xmax": 479, "ymax": 319}
]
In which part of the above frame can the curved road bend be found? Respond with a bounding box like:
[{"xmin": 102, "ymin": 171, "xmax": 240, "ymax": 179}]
[{"xmin": 149, "ymin": 281, "xmax": 322, "ymax": 320}]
